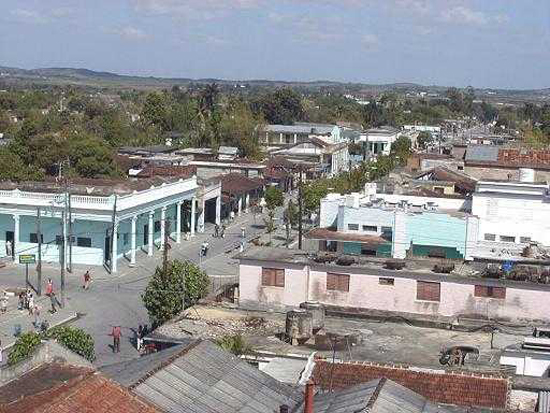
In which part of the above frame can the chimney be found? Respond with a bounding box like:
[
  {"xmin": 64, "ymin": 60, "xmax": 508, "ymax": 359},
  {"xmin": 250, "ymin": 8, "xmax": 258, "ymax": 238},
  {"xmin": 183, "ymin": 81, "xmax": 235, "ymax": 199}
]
[
  {"xmin": 304, "ymin": 381, "xmax": 314, "ymax": 413},
  {"xmin": 280, "ymin": 405, "xmax": 290, "ymax": 413}
]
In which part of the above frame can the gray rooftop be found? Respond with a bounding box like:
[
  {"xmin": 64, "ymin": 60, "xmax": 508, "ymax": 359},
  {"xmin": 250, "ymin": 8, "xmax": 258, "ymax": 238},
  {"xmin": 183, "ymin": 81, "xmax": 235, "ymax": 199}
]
[
  {"xmin": 132, "ymin": 340, "xmax": 302, "ymax": 413},
  {"xmin": 264, "ymin": 124, "xmax": 335, "ymax": 135},
  {"xmin": 261, "ymin": 357, "xmax": 308, "ymax": 385},
  {"xmin": 99, "ymin": 342, "xmax": 193, "ymax": 387},
  {"xmin": 464, "ymin": 145, "xmax": 499, "ymax": 163},
  {"xmin": 293, "ymin": 379, "xmax": 453, "ymax": 413}
]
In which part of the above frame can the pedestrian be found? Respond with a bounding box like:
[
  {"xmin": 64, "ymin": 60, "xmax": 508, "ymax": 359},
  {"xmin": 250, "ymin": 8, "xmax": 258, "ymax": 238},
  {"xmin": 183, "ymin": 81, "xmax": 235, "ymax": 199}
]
[
  {"xmin": 111, "ymin": 325, "xmax": 121, "ymax": 353},
  {"xmin": 0, "ymin": 292, "xmax": 7, "ymax": 314},
  {"xmin": 214, "ymin": 224, "xmax": 219, "ymax": 238},
  {"xmin": 230, "ymin": 210, "xmax": 235, "ymax": 221},
  {"xmin": 17, "ymin": 292, "xmax": 24, "ymax": 311},
  {"xmin": 201, "ymin": 241, "xmax": 209, "ymax": 257},
  {"xmin": 220, "ymin": 224, "xmax": 226, "ymax": 238},
  {"xmin": 50, "ymin": 292, "xmax": 57, "ymax": 314},
  {"xmin": 45, "ymin": 279, "xmax": 53, "ymax": 297},
  {"xmin": 137, "ymin": 325, "xmax": 143, "ymax": 351},
  {"xmin": 33, "ymin": 304, "xmax": 41, "ymax": 328},
  {"xmin": 0, "ymin": 339, "xmax": 3, "ymax": 365},
  {"xmin": 27, "ymin": 293, "xmax": 34, "ymax": 316},
  {"xmin": 83, "ymin": 270, "xmax": 91, "ymax": 290},
  {"xmin": 5, "ymin": 240, "xmax": 11, "ymax": 258},
  {"xmin": 241, "ymin": 226, "xmax": 246, "ymax": 238}
]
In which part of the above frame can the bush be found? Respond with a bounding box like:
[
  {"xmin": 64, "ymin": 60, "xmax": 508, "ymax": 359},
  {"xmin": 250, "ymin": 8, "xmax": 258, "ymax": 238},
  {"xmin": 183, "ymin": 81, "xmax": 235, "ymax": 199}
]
[
  {"xmin": 336, "ymin": 256, "xmax": 355, "ymax": 266},
  {"xmin": 46, "ymin": 326, "xmax": 95, "ymax": 362},
  {"xmin": 8, "ymin": 326, "xmax": 96, "ymax": 366},
  {"xmin": 8, "ymin": 332, "xmax": 41, "ymax": 366},
  {"xmin": 216, "ymin": 334, "xmax": 252, "ymax": 356},
  {"xmin": 386, "ymin": 260, "xmax": 406, "ymax": 270},
  {"xmin": 142, "ymin": 260, "xmax": 209, "ymax": 327}
]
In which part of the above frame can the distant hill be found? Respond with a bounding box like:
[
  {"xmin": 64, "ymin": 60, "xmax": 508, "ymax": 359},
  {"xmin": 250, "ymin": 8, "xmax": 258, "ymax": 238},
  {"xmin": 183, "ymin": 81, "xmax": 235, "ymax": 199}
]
[{"xmin": 0, "ymin": 66, "xmax": 548, "ymax": 101}]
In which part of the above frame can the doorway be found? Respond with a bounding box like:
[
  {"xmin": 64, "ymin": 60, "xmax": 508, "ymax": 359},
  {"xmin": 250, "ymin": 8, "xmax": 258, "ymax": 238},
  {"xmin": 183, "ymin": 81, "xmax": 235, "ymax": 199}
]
[
  {"xmin": 143, "ymin": 224, "xmax": 149, "ymax": 246},
  {"xmin": 104, "ymin": 236, "xmax": 111, "ymax": 264},
  {"xmin": 5, "ymin": 231, "xmax": 14, "ymax": 258}
]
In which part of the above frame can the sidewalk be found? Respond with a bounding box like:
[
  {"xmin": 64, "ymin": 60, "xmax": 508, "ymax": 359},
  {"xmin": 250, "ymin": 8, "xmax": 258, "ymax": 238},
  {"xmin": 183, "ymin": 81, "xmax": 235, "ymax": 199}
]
[{"xmin": 0, "ymin": 295, "xmax": 77, "ymax": 350}]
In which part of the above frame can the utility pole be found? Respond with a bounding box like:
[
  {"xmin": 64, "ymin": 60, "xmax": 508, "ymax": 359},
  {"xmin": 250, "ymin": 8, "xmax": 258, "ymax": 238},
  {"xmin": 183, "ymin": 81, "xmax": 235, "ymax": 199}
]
[
  {"xmin": 36, "ymin": 207, "xmax": 42, "ymax": 296},
  {"xmin": 298, "ymin": 166, "xmax": 304, "ymax": 250},
  {"xmin": 60, "ymin": 210, "xmax": 66, "ymax": 308},
  {"xmin": 68, "ymin": 192, "xmax": 73, "ymax": 273}
]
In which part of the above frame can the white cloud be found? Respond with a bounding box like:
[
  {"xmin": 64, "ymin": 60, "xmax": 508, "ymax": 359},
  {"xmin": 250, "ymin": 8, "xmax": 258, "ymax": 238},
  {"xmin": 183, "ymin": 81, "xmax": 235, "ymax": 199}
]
[
  {"xmin": 10, "ymin": 9, "xmax": 49, "ymax": 24},
  {"xmin": 132, "ymin": 0, "xmax": 262, "ymax": 20},
  {"xmin": 109, "ymin": 26, "xmax": 149, "ymax": 41},
  {"xmin": 361, "ymin": 34, "xmax": 379, "ymax": 49},
  {"xmin": 442, "ymin": 6, "xmax": 488, "ymax": 25}
]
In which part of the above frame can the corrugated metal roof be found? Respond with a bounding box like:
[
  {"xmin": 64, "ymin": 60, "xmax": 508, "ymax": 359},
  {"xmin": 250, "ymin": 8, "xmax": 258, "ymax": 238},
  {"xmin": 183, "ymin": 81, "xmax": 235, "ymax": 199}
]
[
  {"xmin": 294, "ymin": 379, "xmax": 453, "ymax": 413},
  {"xmin": 261, "ymin": 358, "xmax": 308, "ymax": 385},
  {"xmin": 464, "ymin": 145, "xmax": 499, "ymax": 162},
  {"xmin": 539, "ymin": 391, "xmax": 550, "ymax": 412},
  {"xmin": 133, "ymin": 340, "xmax": 302, "ymax": 413},
  {"xmin": 264, "ymin": 124, "xmax": 335, "ymax": 135}
]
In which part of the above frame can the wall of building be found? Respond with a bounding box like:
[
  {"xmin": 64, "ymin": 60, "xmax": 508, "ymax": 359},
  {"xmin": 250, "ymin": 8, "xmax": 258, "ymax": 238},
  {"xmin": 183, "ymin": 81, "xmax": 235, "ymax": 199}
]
[
  {"xmin": 239, "ymin": 261, "xmax": 550, "ymax": 323},
  {"xmin": 465, "ymin": 166, "xmax": 550, "ymax": 182},
  {"xmin": 473, "ymin": 190, "xmax": 550, "ymax": 246}
]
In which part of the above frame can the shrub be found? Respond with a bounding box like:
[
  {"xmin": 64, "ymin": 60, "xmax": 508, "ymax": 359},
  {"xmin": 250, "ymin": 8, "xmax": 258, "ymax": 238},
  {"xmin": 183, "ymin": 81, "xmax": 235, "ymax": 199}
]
[
  {"xmin": 46, "ymin": 326, "xmax": 95, "ymax": 362},
  {"xmin": 8, "ymin": 332, "xmax": 41, "ymax": 366}
]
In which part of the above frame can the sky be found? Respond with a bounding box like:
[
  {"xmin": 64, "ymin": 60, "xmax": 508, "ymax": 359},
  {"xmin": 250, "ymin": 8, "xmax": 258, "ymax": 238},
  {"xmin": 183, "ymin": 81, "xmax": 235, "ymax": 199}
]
[{"xmin": 0, "ymin": 0, "xmax": 549, "ymax": 89}]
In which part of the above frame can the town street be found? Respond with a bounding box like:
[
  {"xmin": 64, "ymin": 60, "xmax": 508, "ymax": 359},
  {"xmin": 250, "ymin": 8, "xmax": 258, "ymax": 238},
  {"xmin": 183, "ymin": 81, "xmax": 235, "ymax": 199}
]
[{"xmin": 0, "ymin": 206, "xmax": 289, "ymax": 366}]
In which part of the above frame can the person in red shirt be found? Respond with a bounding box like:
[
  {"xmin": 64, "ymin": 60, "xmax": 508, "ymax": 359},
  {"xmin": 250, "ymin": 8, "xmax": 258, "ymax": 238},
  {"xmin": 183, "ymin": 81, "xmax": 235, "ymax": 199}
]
[
  {"xmin": 111, "ymin": 326, "xmax": 121, "ymax": 353},
  {"xmin": 45, "ymin": 279, "xmax": 53, "ymax": 296}
]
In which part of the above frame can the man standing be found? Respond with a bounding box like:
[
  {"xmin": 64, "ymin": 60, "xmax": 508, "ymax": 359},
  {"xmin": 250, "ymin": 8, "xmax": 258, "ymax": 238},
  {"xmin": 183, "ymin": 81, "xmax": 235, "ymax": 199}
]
[
  {"xmin": 214, "ymin": 224, "xmax": 219, "ymax": 238},
  {"xmin": 49, "ymin": 292, "xmax": 57, "ymax": 314},
  {"xmin": 83, "ymin": 271, "xmax": 91, "ymax": 290},
  {"xmin": 111, "ymin": 325, "xmax": 121, "ymax": 353},
  {"xmin": 45, "ymin": 279, "xmax": 53, "ymax": 296}
]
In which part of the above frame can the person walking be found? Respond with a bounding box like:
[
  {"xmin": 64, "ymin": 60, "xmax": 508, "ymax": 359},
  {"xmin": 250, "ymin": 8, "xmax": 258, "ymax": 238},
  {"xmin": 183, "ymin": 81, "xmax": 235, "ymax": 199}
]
[
  {"xmin": 83, "ymin": 270, "xmax": 91, "ymax": 290},
  {"xmin": 214, "ymin": 224, "xmax": 219, "ymax": 238},
  {"xmin": 50, "ymin": 292, "xmax": 57, "ymax": 314},
  {"xmin": 5, "ymin": 240, "xmax": 12, "ymax": 258},
  {"xmin": 17, "ymin": 292, "xmax": 24, "ymax": 311},
  {"xmin": 220, "ymin": 224, "xmax": 226, "ymax": 238},
  {"xmin": 0, "ymin": 292, "xmax": 7, "ymax": 314},
  {"xmin": 33, "ymin": 304, "xmax": 41, "ymax": 328},
  {"xmin": 241, "ymin": 226, "xmax": 246, "ymax": 238},
  {"xmin": 27, "ymin": 293, "xmax": 34, "ymax": 316},
  {"xmin": 111, "ymin": 325, "xmax": 121, "ymax": 353}
]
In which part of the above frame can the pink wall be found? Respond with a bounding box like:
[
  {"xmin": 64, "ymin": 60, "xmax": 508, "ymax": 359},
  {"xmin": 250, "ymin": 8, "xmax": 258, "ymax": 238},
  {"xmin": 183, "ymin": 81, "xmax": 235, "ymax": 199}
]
[{"xmin": 239, "ymin": 262, "xmax": 550, "ymax": 322}]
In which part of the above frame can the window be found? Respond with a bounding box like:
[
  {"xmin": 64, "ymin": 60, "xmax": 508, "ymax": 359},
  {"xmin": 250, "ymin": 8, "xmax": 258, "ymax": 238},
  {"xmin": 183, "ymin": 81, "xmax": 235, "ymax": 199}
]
[
  {"xmin": 520, "ymin": 237, "xmax": 531, "ymax": 243},
  {"xmin": 484, "ymin": 234, "xmax": 496, "ymax": 241},
  {"xmin": 360, "ymin": 247, "xmax": 376, "ymax": 256},
  {"xmin": 379, "ymin": 277, "xmax": 394, "ymax": 286},
  {"xmin": 327, "ymin": 273, "xmax": 350, "ymax": 292},
  {"xmin": 261, "ymin": 268, "xmax": 285, "ymax": 287},
  {"xmin": 362, "ymin": 225, "xmax": 377, "ymax": 232},
  {"xmin": 347, "ymin": 224, "xmax": 359, "ymax": 231},
  {"xmin": 29, "ymin": 233, "xmax": 44, "ymax": 243},
  {"xmin": 154, "ymin": 220, "xmax": 161, "ymax": 232},
  {"xmin": 474, "ymin": 285, "xmax": 506, "ymax": 299},
  {"xmin": 500, "ymin": 235, "xmax": 515, "ymax": 243},
  {"xmin": 77, "ymin": 237, "xmax": 92, "ymax": 248},
  {"xmin": 416, "ymin": 281, "xmax": 440, "ymax": 302},
  {"xmin": 55, "ymin": 235, "xmax": 63, "ymax": 245}
]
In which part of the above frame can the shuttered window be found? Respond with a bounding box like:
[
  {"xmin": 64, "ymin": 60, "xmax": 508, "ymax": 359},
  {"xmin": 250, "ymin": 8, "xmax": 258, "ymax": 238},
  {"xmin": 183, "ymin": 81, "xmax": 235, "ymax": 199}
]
[
  {"xmin": 327, "ymin": 273, "xmax": 350, "ymax": 292},
  {"xmin": 474, "ymin": 285, "xmax": 506, "ymax": 299},
  {"xmin": 416, "ymin": 281, "xmax": 440, "ymax": 302},
  {"xmin": 261, "ymin": 268, "xmax": 285, "ymax": 287}
]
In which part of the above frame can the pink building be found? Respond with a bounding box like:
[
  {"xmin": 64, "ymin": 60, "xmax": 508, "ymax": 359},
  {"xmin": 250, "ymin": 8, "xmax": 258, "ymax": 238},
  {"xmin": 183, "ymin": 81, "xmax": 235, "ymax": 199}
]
[{"xmin": 238, "ymin": 247, "xmax": 550, "ymax": 323}]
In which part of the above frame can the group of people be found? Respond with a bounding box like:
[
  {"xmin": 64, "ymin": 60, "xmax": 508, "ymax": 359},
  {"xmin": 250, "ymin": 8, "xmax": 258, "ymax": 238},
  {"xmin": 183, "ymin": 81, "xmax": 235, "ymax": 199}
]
[{"xmin": 213, "ymin": 223, "xmax": 226, "ymax": 238}]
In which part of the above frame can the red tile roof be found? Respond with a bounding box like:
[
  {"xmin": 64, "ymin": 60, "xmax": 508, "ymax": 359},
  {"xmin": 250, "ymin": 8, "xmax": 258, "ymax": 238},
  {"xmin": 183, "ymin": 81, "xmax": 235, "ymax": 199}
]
[
  {"xmin": 467, "ymin": 148, "xmax": 550, "ymax": 170},
  {"xmin": 136, "ymin": 165, "xmax": 197, "ymax": 179},
  {"xmin": 311, "ymin": 360, "xmax": 509, "ymax": 410},
  {"xmin": 0, "ymin": 364, "xmax": 159, "ymax": 413},
  {"xmin": 220, "ymin": 173, "xmax": 264, "ymax": 195}
]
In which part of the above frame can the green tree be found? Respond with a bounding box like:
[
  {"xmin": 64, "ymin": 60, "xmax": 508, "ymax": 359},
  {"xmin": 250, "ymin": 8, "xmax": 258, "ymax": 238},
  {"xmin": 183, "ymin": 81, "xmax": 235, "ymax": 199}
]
[
  {"xmin": 142, "ymin": 260, "xmax": 209, "ymax": 327},
  {"xmin": 283, "ymin": 200, "xmax": 299, "ymax": 245},
  {"xmin": 390, "ymin": 136, "xmax": 411, "ymax": 166},
  {"xmin": 142, "ymin": 92, "xmax": 170, "ymax": 131},
  {"xmin": 46, "ymin": 326, "xmax": 95, "ymax": 362},
  {"xmin": 257, "ymin": 88, "xmax": 303, "ymax": 125},
  {"xmin": 68, "ymin": 135, "xmax": 118, "ymax": 178},
  {"xmin": 303, "ymin": 181, "xmax": 329, "ymax": 214},
  {"xmin": 264, "ymin": 186, "xmax": 284, "ymax": 210},
  {"xmin": 0, "ymin": 148, "xmax": 43, "ymax": 182},
  {"xmin": 417, "ymin": 131, "xmax": 433, "ymax": 150}
]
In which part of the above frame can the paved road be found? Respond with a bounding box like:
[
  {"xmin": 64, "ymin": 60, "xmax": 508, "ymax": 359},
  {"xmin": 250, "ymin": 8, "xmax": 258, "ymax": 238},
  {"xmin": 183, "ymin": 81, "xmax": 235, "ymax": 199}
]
[{"xmin": 0, "ymin": 207, "xmax": 288, "ymax": 366}]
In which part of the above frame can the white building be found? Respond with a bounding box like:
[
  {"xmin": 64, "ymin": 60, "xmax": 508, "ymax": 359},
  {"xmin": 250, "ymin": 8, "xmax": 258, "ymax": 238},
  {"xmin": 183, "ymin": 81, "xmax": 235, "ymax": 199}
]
[
  {"xmin": 0, "ymin": 176, "xmax": 215, "ymax": 273},
  {"xmin": 403, "ymin": 125, "xmax": 441, "ymax": 139},
  {"xmin": 472, "ymin": 178, "xmax": 550, "ymax": 247},
  {"xmin": 361, "ymin": 127, "xmax": 401, "ymax": 156}
]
